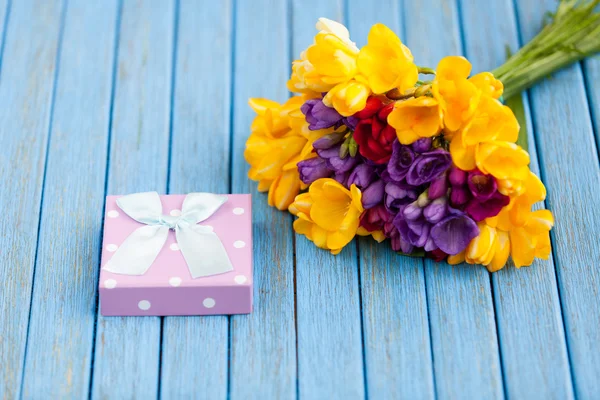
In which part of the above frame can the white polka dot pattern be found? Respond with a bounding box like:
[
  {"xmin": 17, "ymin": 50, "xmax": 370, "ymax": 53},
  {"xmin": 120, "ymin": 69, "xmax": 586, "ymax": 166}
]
[
  {"xmin": 203, "ymin": 298, "xmax": 216, "ymax": 308},
  {"xmin": 138, "ymin": 300, "xmax": 151, "ymax": 310},
  {"xmin": 104, "ymin": 279, "xmax": 117, "ymax": 289}
]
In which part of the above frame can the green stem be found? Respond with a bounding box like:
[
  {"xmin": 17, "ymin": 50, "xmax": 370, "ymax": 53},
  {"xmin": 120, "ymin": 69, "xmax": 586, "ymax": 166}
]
[{"xmin": 493, "ymin": 0, "xmax": 600, "ymax": 99}]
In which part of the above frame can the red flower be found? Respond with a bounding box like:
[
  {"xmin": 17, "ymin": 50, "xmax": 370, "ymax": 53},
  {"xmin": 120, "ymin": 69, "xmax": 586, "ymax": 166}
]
[
  {"xmin": 353, "ymin": 97, "xmax": 397, "ymax": 164},
  {"xmin": 428, "ymin": 248, "xmax": 448, "ymax": 262}
]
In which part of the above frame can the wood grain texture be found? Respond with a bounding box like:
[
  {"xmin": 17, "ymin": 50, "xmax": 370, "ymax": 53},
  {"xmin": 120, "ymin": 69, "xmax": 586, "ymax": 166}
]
[
  {"xmin": 459, "ymin": 0, "xmax": 574, "ymax": 399},
  {"xmin": 159, "ymin": 1, "xmax": 230, "ymax": 398},
  {"xmin": 403, "ymin": 1, "xmax": 504, "ymax": 398},
  {"xmin": 513, "ymin": 1, "xmax": 600, "ymax": 398},
  {"xmin": 346, "ymin": 1, "xmax": 435, "ymax": 399},
  {"xmin": 228, "ymin": 0, "xmax": 297, "ymax": 398},
  {"xmin": 0, "ymin": 0, "xmax": 62, "ymax": 397},
  {"xmin": 90, "ymin": 1, "xmax": 174, "ymax": 398},
  {"xmin": 291, "ymin": 1, "xmax": 366, "ymax": 398},
  {"xmin": 19, "ymin": 1, "xmax": 118, "ymax": 398}
]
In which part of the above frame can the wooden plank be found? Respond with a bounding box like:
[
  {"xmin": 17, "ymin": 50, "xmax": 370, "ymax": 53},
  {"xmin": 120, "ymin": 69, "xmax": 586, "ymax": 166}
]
[
  {"xmin": 345, "ymin": 1, "xmax": 435, "ymax": 398},
  {"xmin": 159, "ymin": 1, "xmax": 230, "ymax": 398},
  {"xmin": 512, "ymin": 1, "xmax": 600, "ymax": 398},
  {"xmin": 228, "ymin": 0, "xmax": 297, "ymax": 398},
  {"xmin": 18, "ymin": 1, "xmax": 118, "ymax": 398},
  {"xmin": 583, "ymin": 56, "xmax": 600, "ymax": 152},
  {"xmin": 291, "ymin": 1, "xmax": 366, "ymax": 398},
  {"xmin": 90, "ymin": 1, "xmax": 175, "ymax": 398},
  {"xmin": 459, "ymin": 0, "xmax": 575, "ymax": 398},
  {"xmin": 0, "ymin": 0, "xmax": 63, "ymax": 397},
  {"xmin": 402, "ymin": 1, "xmax": 505, "ymax": 398}
]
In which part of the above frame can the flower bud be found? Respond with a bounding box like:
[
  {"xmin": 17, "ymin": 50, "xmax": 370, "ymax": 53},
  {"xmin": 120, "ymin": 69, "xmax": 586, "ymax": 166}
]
[
  {"xmin": 424, "ymin": 197, "xmax": 448, "ymax": 224},
  {"xmin": 411, "ymin": 137, "xmax": 432, "ymax": 153},
  {"xmin": 428, "ymin": 173, "xmax": 448, "ymax": 199},
  {"xmin": 313, "ymin": 132, "xmax": 346, "ymax": 150},
  {"xmin": 339, "ymin": 142, "xmax": 349, "ymax": 159},
  {"xmin": 448, "ymin": 166, "xmax": 468, "ymax": 186},
  {"xmin": 416, "ymin": 190, "xmax": 431, "ymax": 208},
  {"xmin": 450, "ymin": 187, "xmax": 471, "ymax": 207},
  {"xmin": 403, "ymin": 202, "xmax": 422, "ymax": 221}
]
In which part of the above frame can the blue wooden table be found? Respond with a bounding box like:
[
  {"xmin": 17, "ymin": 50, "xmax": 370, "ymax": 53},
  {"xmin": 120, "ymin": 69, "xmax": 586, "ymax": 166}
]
[{"xmin": 1, "ymin": 0, "xmax": 599, "ymax": 398}]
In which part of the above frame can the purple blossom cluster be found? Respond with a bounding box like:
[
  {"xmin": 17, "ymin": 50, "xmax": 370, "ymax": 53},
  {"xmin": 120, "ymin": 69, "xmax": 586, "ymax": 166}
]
[{"xmin": 298, "ymin": 133, "xmax": 481, "ymax": 258}]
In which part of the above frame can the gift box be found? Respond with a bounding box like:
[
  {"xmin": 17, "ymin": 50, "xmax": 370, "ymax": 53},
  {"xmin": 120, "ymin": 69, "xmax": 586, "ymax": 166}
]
[{"xmin": 99, "ymin": 192, "xmax": 252, "ymax": 316}]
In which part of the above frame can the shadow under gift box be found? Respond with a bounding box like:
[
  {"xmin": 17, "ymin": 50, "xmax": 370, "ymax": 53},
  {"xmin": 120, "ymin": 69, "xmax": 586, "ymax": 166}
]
[{"xmin": 99, "ymin": 194, "xmax": 253, "ymax": 316}]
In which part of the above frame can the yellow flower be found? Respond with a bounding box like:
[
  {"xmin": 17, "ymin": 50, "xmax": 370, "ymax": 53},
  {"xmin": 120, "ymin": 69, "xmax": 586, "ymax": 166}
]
[
  {"xmin": 476, "ymin": 141, "xmax": 530, "ymax": 181},
  {"xmin": 245, "ymin": 96, "xmax": 308, "ymax": 210},
  {"xmin": 503, "ymin": 171, "xmax": 546, "ymax": 227},
  {"xmin": 387, "ymin": 97, "xmax": 443, "ymax": 144},
  {"xmin": 509, "ymin": 210, "xmax": 554, "ymax": 268},
  {"xmin": 450, "ymin": 208, "xmax": 553, "ymax": 271},
  {"xmin": 268, "ymin": 169, "xmax": 303, "ymax": 210},
  {"xmin": 469, "ymin": 72, "xmax": 504, "ymax": 99},
  {"xmin": 449, "ymin": 95, "xmax": 526, "ymax": 179},
  {"xmin": 289, "ymin": 178, "xmax": 364, "ymax": 254},
  {"xmin": 357, "ymin": 23, "xmax": 418, "ymax": 94},
  {"xmin": 287, "ymin": 19, "xmax": 359, "ymax": 93},
  {"xmin": 323, "ymin": 80, "xmax": 370, "ymax": 117},
  {"xmin": 357, "ymin": 227, "xmax": 386, "ymax": 243},
  {"xmin": 432, "ymin": 56, "xmax": 481, "ymax": 133},
  {"xmin": 460, "ymin": 96, "xmax": 519, "ymax": 146}
]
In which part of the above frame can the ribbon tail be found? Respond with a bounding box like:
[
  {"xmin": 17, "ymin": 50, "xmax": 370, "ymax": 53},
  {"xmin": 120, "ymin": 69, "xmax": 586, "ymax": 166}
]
[
  {"xmin": 103, "ymin": 225, "xmax": 170, "ymax": 275},
  {"xmin": 177, "ymin": 225, "xmax": 234, "ymax": 278}
]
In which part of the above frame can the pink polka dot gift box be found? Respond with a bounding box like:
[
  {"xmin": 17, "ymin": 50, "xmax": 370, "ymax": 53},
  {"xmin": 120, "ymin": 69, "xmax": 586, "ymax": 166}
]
[{"xmin": 99, "ymin": 192, "xmax": 252, "ymax": 316}]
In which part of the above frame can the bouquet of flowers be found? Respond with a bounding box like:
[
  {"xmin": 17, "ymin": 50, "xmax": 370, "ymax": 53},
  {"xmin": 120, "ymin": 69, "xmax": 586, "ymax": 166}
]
[{"xmin": 245, "ymin": 1, "xmax": 600, "ymax": 271}]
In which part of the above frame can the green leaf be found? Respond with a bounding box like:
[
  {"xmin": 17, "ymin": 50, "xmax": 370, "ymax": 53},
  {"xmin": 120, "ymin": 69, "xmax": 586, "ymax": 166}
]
[
  {"xmin": 505, "ymin": 94, "xmax": 529, "ymax": 152},
  {"xmin": 398, "ymin": 250, "xmax": 426, "ymax": 258}
]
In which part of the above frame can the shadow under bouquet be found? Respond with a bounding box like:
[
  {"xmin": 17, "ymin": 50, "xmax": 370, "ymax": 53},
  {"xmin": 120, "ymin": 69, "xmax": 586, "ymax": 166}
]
[{"xmin": 245, "ymin": 1, "xmax": 600, "ymax": 271}]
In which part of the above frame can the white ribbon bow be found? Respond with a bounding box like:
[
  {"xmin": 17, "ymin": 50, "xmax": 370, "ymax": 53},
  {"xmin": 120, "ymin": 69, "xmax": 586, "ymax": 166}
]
[{"xmin": 103, "ymin": 192, "xmax": 234, "ymax": 278}]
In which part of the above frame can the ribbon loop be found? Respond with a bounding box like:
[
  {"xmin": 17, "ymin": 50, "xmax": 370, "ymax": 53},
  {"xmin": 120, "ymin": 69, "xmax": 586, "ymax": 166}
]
[{"xmin": 103, "ymin": 192, "xmax": 234, "ymax": 278}]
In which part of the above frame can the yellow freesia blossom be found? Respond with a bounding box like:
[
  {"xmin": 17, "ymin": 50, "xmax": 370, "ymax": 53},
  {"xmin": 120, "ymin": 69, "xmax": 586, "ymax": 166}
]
[
  {"xmin": 449, "ymin": 207, "xmax": 553, "ymax": 271},
  {"xmin": 323, "ymin": 79, "xmax": 370, "ymax": 116},
  {"xmin": 469, "ymin": 72, "xmax": 504, "ymax": 99},
  {"xmin": 268, "ymin": 169, "xmax": 303, "ymax": 210},
  {"xmin": 357, "ymin": 23, "xmax": 418, "ymax": 94},
  {"xmin": 357, "ymin": 227, "xmax": 386, "ymax": 243},
  {"xmin": 387, "ymin": 97, "xmax": 443, "ymax": 144},
  {"xmin": 245, "ymin": 97, "xmax": 308, "ymax": 210},
  {"xmin": 288, "ymin": 18, "xmax": 359, "ymax": 94},
  {"xmin": 432, "ymin": 56, "xmax": 481, "ymax": 133},
  {"xmin": 289, "ymin": 178, "xmax": 364, "ymax": 254}
]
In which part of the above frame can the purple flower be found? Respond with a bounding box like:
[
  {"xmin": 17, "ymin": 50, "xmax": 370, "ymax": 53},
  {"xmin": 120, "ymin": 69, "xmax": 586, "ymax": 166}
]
[
  {"xmin": 297, "ymin": 157, "xmax": 332, "ymax": 185},
  {"xmin": 384, "ymin": 182, "xmax": 418, "ymax": 213},
  {"xmin": 430, "ymin": 209, "xmax": 479, "ymax": 255},
  {"xmin": 313, "ymin": 132, "xmax": 346, "ymax": 150},
  {"xmin": 412, "ymin": 137, "xmax": 432, "ymax": 153},
  {"xmin": 348, "ymin": 164, "xmax": 377, "ymax": 189},
  {"xmin": 465, "ymin": 192, "xmax": 510, "ymax": 221},
  {"xmin": 423, "ymin": 197, "xmax": 448, "ymax": 224},
  {"xmin": 347, "ymin": 164, "xmax": 384, "ymax": 209},
  {"xmin": 361, "ymin": 180, "xmax": 385, "ymax": 209},
  {"xmin": 428, "ymin": 173, "xmax": 448, "ymax": 199},
  {"xmin": 301, "ymin": 98, "xmax": 359, "ymax": 131},
  {"xmin": 406, "ymin": 149, "xmax": 452, "ymax": 186},
  {"xmin": 448, "ymin": 166, "xmax": 468, "ymax": 186},
  {"xmin": 393, "ymin": 192, "xmax": 478, "ymax": 255},
  {"xmin": 316, "ymin": 145, "xmax": 359, "ymax": 173},
  {"xmin": 449, "ymin": 186, "xmax": 471, "ymax": 207},
  {"xmin": 302, "ymin": 99, "xmax": 343, "ymax": 131},
  {"xmin": 387, "ymin": 140, "xmax": 415, "ymax": 182},
  {"xmin": 467, "ymin": 170, "xmax": 497, "ymax": 201},
  {"xmin": 463, "ymin": 171, "xmax": 510, "ymax": 221}
]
